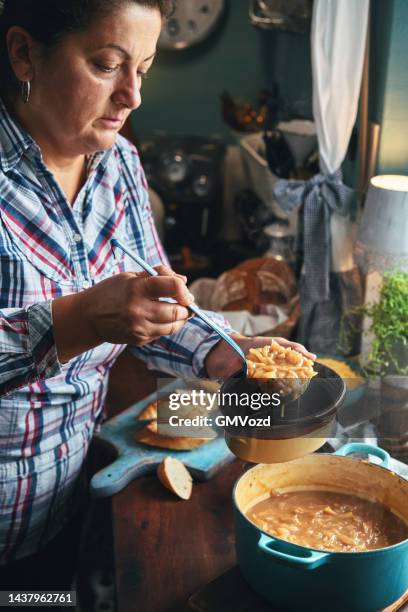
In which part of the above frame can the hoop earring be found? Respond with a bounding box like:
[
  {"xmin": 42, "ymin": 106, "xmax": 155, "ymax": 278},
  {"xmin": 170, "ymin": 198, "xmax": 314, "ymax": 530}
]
[{"xmin": 21, "ymin": 80, "xmax": 31, "ymax": 103}]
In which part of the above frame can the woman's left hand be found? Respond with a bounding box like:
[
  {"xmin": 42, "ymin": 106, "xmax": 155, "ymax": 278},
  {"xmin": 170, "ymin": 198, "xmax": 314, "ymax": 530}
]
[{"xmin": 204, "ymin": 334, "xmax": 316, "ymax": 379}]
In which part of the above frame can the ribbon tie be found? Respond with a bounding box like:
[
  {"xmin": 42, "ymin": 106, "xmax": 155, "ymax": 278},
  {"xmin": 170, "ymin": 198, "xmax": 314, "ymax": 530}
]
[{"xmin": 273, "ymin": 170, "xmax": 355, "ymax": 302}]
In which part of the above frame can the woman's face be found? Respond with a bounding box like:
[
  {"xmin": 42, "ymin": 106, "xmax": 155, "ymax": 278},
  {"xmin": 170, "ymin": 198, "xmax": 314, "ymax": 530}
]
[{"xmin": 27, "ymin": 4, "xmax": 162, "ymax": 157}]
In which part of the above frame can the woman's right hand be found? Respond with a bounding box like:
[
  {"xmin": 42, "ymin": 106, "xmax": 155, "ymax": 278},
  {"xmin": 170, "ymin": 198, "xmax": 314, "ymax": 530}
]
[{"xmin": 52, "ymin": 266, "xmax": 194, "ymax": 362}]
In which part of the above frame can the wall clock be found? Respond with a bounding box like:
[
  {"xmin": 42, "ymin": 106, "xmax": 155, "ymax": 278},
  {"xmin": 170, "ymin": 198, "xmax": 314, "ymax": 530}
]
[{"xmin": 158, "ymin": 0, "xmax": 226, "ymax": 50}]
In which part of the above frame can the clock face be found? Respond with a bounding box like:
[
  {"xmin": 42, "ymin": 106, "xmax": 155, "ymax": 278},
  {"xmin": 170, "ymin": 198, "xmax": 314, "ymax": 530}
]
[{"xmin": 158, "ymin": 0, "xmax": 226, "ymax": 50}]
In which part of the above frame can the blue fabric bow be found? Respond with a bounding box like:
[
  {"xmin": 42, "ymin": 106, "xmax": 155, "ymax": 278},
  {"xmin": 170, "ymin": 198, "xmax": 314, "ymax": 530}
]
[{"xmin": 273, "ymin": 170, "xmax": 355, "ymax": 302}]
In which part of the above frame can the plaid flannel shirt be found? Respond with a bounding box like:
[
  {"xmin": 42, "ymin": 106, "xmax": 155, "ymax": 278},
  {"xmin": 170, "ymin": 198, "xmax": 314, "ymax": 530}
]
[{"xmin": 0, "ymin": 98, "xmax": 231, "ymax": 563}]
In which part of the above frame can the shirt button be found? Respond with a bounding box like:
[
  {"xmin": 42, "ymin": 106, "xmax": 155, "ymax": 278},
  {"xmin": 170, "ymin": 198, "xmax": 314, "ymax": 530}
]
[
  {"xmin": 73, "ymin": 233, "xmax": 82, "ymax": 243},
  {"xmin": 82, "ymin": 280, "xmax": 91, "ymax": 289}
]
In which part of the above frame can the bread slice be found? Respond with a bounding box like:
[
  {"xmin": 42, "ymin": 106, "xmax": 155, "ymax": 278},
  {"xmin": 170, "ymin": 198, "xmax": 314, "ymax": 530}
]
[
  {"xmin": 137, "ymin": 401, "xmax": 159, "ymax": 432},
  {"xmin": 137, "ymin": 392, "xmax": 217, "ymax": 436},
  {"xmin": 135, "ymin": 395, "xmax": 214, "ymax": 450},
  {"xmin": 157, "ymin": 456, "xmax": 193, "ymax": 500},
  {"xmin": 134, "ymin": 426, "xmax": 209, "ymax": 450}
]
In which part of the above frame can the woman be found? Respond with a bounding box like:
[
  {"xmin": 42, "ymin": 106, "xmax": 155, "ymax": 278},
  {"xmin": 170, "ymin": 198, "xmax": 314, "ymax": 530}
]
[{"xmin": 0, "ymin": 0, "xmax": 314, "ymax": 591}]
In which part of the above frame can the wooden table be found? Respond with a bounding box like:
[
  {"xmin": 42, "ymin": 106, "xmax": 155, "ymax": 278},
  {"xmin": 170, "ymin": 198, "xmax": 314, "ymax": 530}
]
[
  {"xmin": 106, "ymin": 351, "xmax": 408, "ymax": 612},
  {"xmin": 112, "ymin": 459, "xmax": 243, "ymax": 612},
  {"xmin": 104, "ymin": 350, "xmax": 241, "ymax": 611},
  {"xmin": 111, "ymin": 456, "xmax": 408, "ymax": 612}
]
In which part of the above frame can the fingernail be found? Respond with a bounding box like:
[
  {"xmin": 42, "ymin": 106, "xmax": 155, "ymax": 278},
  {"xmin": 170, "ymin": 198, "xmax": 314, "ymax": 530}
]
[{"xmin": 188, "ymin": 292, "xmax": 195, "ymax": 301}]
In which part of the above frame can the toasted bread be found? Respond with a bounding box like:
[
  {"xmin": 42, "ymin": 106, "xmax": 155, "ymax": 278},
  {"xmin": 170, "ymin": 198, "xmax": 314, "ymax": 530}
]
[
  {"xmin": 135, "ymin": 391, "xmax": 216, "ymax": 449},
  {"xmin": 157, "ymin": 456, "xmax": 193, "ymax": 500},
  {"xmin": 137, "ymin": 401, "xmax": 159, "ymax": 432},
  {"xmin": 134, "ymin": 426, "xmax": 209, "ymax": 450}
]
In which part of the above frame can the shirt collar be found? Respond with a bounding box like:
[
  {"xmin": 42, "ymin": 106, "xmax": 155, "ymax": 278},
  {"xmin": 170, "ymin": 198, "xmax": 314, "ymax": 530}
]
[
  {"xmin": 0, "ymin": 96, "xmax": 39, "ymax": 172},
  {"xmin": 0, "ymin": 96, "xmax": 114, "ymax": 175},
  {"xmin": 87, "ymin": 148, "xmax": 112, "ymax": 175}
]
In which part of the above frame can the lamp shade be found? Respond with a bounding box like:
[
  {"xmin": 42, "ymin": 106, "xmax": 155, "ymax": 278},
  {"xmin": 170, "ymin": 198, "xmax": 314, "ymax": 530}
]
[{"xmin": 355, "ymin": 175, "xmax": 408, "ymax": 272}]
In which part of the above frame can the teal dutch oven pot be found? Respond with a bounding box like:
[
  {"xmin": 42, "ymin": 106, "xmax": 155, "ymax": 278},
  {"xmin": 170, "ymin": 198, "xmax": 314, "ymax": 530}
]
[{"xmin": 233, "ymin": 443, "xmax": 408, "ymax": 611}]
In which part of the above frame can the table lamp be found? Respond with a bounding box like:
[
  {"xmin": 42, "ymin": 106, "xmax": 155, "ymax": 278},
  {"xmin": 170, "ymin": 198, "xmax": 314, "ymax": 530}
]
[
  {"xmin": 355, "ymin": 174, "xmax": 408, "ymax": 273},
  {"xmin": 355, "ymin": 175, "xmax": 408, "ymax": 459}
]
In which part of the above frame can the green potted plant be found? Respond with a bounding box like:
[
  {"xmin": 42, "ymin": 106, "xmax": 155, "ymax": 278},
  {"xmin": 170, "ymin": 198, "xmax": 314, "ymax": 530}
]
[
  {"xmin": 342, "ymin": 271, "xmax": 408, "ymax": 460},
  {"xmin": 361, "ymin": 271, "xmax": 408, "ymax": 377},
  {"xmin": 342, "ymin": 271, "xmax": 408, "ymax": 377}
]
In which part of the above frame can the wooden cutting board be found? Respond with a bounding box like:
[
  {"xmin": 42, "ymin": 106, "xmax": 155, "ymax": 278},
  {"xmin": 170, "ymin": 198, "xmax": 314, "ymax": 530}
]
[
  {"xmin": 188, "ymin": 566, "xmax": 408, "ymax": 612},
  {"xmin": 90, "ymin": 380, "xmax": 234, "ymax": 497}
]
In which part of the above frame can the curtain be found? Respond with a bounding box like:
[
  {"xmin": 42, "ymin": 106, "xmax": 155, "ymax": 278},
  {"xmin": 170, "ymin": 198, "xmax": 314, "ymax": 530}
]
[{"xmin": 273, "ymin": 0, "xmax": 370, "ymax": 353}]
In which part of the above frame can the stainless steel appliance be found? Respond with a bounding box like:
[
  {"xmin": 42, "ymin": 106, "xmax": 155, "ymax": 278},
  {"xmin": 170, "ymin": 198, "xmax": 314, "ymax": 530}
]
[{"xmin": 140, "ymin": 135, "xmax": 226, "ymax": 255}]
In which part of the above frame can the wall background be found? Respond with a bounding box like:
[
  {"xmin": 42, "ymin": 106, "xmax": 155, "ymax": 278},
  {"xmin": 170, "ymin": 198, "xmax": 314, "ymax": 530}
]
[
  {"xmin": 370, "ymin": 0, "xmax": 408, "ymax": 175},
  {"xmin": 132, "ymin": 0, "xmax": 408, "ymax": 175},
  {"xmin": 131, "ymin": 0, "xmax": 312, "ymax": 143}
]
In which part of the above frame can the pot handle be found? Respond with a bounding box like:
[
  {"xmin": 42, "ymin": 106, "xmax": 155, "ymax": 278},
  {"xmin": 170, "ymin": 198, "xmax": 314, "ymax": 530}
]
[
  {"xmin": 335, "ymin": 442, "xmax": 390, "ymax": 468},
  {"xmin": 257, "ymin": 533, "xmax": 330, "ymax": 570}
]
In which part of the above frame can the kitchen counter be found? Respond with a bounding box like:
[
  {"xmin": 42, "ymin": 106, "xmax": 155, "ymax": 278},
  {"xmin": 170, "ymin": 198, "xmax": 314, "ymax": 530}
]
[
  {"xmin": 106, "ymin": 351, "xmax": 408, "ymax": 612},
  {"xmin": 111, "ymin": 456, "xmax": 408, "ymax": 612},
  {"xmin": 105, "ymin": 350, "xmax": 242, "ymax": 611},
  {"xmin": 112, "ymin": 458, "xmax": 243, "ymax": 612}
]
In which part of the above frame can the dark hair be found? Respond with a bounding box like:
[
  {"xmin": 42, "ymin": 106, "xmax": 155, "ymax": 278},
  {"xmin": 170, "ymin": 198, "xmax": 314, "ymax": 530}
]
[{"xmin": 0, "ymin": 0, "xmax": 174, "ymax": 92}]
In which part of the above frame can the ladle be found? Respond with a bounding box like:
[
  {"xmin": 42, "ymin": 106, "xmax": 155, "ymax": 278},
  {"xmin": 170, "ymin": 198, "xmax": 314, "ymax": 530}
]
[{"xmin": 111, "ymin": 239, "xmax": 248, "ymax": 376}]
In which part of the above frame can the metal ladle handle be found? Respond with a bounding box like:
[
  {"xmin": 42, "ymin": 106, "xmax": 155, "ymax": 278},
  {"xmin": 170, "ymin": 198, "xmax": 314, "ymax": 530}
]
[{"xmin": 111, "ymin": 239, "xmax": 248, "ymax": 376}]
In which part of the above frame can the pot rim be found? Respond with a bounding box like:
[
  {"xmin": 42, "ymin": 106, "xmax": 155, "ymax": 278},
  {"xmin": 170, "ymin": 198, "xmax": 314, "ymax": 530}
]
[
  {"xmin": 220, "ymin": 363, "xmax": 346, "ymax": 440},
  {"xmin": 224, "ymin": 415, "xmax": 335, "ymax": 442},
  {"xmin": 233, "ymin": 453, "xmax": 408, "ymax": 557}
]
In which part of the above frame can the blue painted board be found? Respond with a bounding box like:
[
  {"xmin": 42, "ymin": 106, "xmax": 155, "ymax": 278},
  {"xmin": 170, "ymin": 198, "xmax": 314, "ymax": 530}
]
[{"xmin": 90, "ymin": 380, "xmax": 234, "ymax": 498}]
